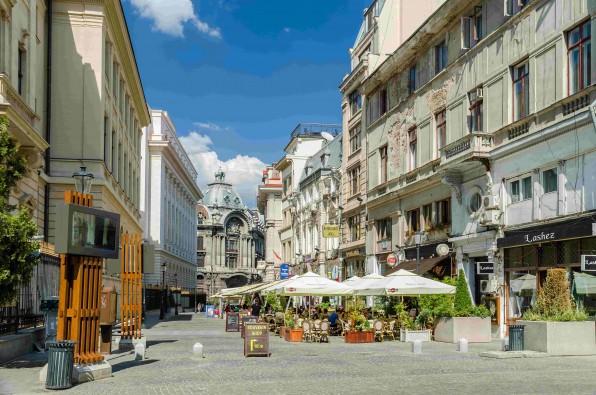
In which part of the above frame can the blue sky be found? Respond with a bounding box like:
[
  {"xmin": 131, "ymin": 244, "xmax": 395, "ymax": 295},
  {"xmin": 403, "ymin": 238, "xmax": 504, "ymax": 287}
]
[{"xmin": 123, "ymin": 0, "xmax": 369, "ymax": 206}]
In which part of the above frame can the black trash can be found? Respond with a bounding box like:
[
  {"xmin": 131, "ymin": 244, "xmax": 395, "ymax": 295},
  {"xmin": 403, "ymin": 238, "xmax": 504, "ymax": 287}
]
[
  {"xmin": 508, "ymin": 325, "xmax": 525, "ymax": 351},
  {"xmin": 46, "ymin": 340, "xmax": 77, "ymax": 390}
]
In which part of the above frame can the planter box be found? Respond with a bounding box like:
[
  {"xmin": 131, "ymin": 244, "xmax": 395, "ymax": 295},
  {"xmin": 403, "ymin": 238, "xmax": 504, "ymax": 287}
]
[
  {"xmin": 400, "ymin": 329, "xmax": 431, "ymax": 342},
  {"xmin": 344, "ymin": 330, "xmax": 374, "ymax": 343},
  {"xmin": 284, "ymin": 329, "xmax": 304, "ymax": 342},
  {"xmin": 517, "ymin": 320, "xmax": 596, "ymax": 356},
  {"xmin": 434, "ymin": 317, "xmax": 491, "ymax": 343}
]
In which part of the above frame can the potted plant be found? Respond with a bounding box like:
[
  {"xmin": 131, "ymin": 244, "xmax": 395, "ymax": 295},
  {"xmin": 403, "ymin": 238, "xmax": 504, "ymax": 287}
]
[
  {"xmin": 517, "ymin": 268, "xmax": 594, "ymax": 355},
  {"xmin": 344, "ymin": 300, "xmax": 374, "ymax": 343},
  {"xmin": 395, "ymin": 302, "xmax": 432, "ymax": 342},
  {"xmin": 283, "ymin": 308, "xmax": 304, "ymax": 342},
  {"xmin": 431, "ymin": 270, "xmax": 491, "ymax": 343}
]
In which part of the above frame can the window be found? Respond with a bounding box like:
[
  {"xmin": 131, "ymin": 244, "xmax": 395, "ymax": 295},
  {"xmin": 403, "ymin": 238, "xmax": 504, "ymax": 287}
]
[
  {"xmin": 380, "ymin": 145, "xmax": 388, "ymax": 184},
  {"xmin": 104, "ymin": 42, "xmax": 111, "ymax": 80},
  {"xmin": 366, "ymin": 87, "xmax": 388, "ymax": 125},
  {"xmin": 543, "ymin": 168, "xmax": 558, "ymax": 193},
  {"xmin": 104, "ymin": 117, "xmax": 109, "ymax": 164},
  {"xmin": 510, "ymin": 175, "xmax": 532, "ymax": 203},
  {"xmin": 377, "ymin": 218, "xmax": 392, "ymax": 240},
  {"xmin": 568, "ymin": 20, "xmax": 591, "ymax": 95},
  {"xmin": 408, "ymin": 128, "xmax": 417, "ymax": 170},
  {"xmin": 469, "ymin": 192, "xmax": 482, "ymax": 213},
  {"xmin": 512, "ymin": 62, "xmax": 529, "ymax": 121},
  {"xmin": 409, "ymin": 66, "xmax": 417, "ymax": 94},
  {"xmin": 349, "ymin": 124, "xmax": 361, "ymax": 154},
  {"xmin": 407, "ymin": 209, "xmax": 419, "ymax": 232},
  {"xmin": 349, "ymin": 215, "xmax": 361, "ymax": 242},
  {"xmin": 422, "ymin": 204, "xmax": 433, "ymax": 228},
  {"xmin": 468, "ymin": 88, "xmax": 483, "ymax": 132},
  {"xmin": 111, "ymin": 130, "xmax": 117, "ymax": 174},
  {"xmin": 18, "ymin": 47, "xmax": 25, "ymax": 95},
  {"xmin": 435, "ymin": 41, "xmax": 447, "ymax": 74},
  {"xmin": 349, "ymin": 166, "xmax": 360, "ymax": 195},
  {"xmin": 349, "ymin": 90, "xmax": 362, "ymax": 116},
  {"xmin": 461, "ymin": 7, "xmax": 483, "ymax": 50},
  {"xmin": 436, "ymin": 110, "xmax": 446, "ymax": 157},
  {"xmin": 380, "ymin": 88, "xmax": 388, "ymax": 115},
  {"xmin": 506, "ymin": 0, "xmax": 529, "ymax": 17},
  {"xmin": 437, "ymin": 199, "xmax": 451, "ymax": 225}
]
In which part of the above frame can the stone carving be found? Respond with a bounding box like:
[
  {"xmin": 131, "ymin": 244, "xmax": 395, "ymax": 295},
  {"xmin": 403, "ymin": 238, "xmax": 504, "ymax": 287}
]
[
  {"xmin": 441, "ymin": 175, "xmax": 462, "ymax": 205},
  {"xmin": 485, "ymin": 171, "xmax": 493, "ymax": 194},
  {"xmin": 425, "ymin": 75, "xmax": 457, "ymax": 114},
  {"xmin": 387, "ymin": 107, "xmax": 414, "ymax": 177}
]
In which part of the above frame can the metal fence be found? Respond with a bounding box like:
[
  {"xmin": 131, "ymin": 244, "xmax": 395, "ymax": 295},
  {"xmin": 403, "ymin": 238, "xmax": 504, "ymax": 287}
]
[{"xmin": 0, "ymin": 251, "xmax": 60, "ymax": 335}]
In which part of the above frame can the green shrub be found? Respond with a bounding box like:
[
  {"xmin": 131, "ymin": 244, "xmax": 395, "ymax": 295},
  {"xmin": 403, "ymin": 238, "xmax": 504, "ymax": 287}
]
[
  {"xmin": 265, "ymin": 292, "xmax": 282, "ymax": 312},
  {"xmin": 523, "ymin": 268, "xmax": 588, "ymax": 322},
  {"xmin": 454, "ymin": 269, "xmax": 473, "ymax": 314}
]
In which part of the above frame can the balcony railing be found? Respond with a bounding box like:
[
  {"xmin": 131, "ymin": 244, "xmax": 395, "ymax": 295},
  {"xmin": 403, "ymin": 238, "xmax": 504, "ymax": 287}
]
[
  {"xmin": 440, "ymin": 133, "xmax": 492, "ymax": 163},
  {"xmin": 290, "ymin": 123, "xmax": 341, "ymax": 140}
]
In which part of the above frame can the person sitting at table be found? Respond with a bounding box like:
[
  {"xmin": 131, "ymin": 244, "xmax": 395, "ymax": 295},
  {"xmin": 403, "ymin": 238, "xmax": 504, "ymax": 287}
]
[
  {"xmin": 328, "ymin": 310, "xmax": 339, "ymax": 328},
  {"xmin": 312, "ymin": 308, "xmax": 320, "ymax": 320}
]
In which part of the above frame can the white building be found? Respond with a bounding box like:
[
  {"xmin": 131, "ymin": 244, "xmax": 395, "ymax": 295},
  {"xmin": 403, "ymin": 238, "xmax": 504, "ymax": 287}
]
[{"xmin": 141, "ymin": 110, "xmax": 202, "ymax": 300}]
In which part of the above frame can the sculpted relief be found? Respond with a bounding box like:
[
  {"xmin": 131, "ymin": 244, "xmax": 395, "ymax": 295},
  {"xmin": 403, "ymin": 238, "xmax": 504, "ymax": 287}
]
[{"xmin": 387, "ymin": 107, "xmax": 414, "ymax": 178}]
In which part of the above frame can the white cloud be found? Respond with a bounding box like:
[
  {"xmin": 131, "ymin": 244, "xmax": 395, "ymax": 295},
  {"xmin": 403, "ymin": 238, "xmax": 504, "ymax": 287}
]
[
  {"xmin": 179, "ymin": 131, "xmax": 265, "ymax": 207},
  {"xmin": 283, "ymin": 27, "xmax": 291, "ymax": 33},
  {"xmin": 130, "ymin": 0, "xmax": 221, "ymax": 38},
  {"xmin": 192, "ymin": 122, "xmax": 226, "ymax": 132}
]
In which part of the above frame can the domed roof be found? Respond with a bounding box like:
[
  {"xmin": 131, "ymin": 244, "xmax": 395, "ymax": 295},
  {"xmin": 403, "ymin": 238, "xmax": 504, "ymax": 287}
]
[{"xmin": 201, "ymin": 168, "xmax": 246, "ymax": 210}]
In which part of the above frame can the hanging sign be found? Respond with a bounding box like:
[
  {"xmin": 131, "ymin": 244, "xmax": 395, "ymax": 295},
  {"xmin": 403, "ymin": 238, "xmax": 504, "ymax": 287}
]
[
  {"xmin": 244, "ymin": 323, "xmax": 270, "ymax": 357},
  {"xmin": 581, "ymin": 255, "xmax": 596, "ymax": 272},
  {"xmin": 226, "ymin": 313, "xmax": 240, "ymax": 332},
  {"xmin": 477, "ymin": 262, "xmax": 495, "ymax": 275},
  {"xmin": 280, "ymin": 263, "xmax": 290, "ymax": 279},
  {"xmin": 387, "ymin": 253, "xmax": 398, "ymax": 267},
  {"xmin": 322, "ymin": 224, "xmax": 340, "ymax": 238}
]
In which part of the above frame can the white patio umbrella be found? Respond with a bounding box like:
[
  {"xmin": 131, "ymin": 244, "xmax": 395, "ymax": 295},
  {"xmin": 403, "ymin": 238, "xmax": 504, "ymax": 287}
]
[
  {"xmin": 356, "ymin": 269, "xmax": 455, "ymax": 296},
  {"xmin": 342, "ymin": 276, "xmax": 363, "ymax": 287},
  {"xmin": 573, "ymin": 272, "xmax": 596, "ymax": 294}
]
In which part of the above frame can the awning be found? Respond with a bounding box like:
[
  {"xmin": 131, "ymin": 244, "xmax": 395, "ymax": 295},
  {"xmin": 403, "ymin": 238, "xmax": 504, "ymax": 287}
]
[{"xmin": 385, "ymin": 256, "xmax": 451, "ymax": 276}]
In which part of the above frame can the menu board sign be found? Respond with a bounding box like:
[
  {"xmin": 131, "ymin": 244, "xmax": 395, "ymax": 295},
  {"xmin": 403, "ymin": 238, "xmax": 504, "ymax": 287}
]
[
  {"xmin": 226, "ymin": 313, "xmax": 240, "ymax": 332},
  {"xmin": 244, "ymin": 323, "xmax": 270, "ymax": 357},
  {"xmin": 241, "ymin": 315, "xmax": 259, "ymax": 338}
]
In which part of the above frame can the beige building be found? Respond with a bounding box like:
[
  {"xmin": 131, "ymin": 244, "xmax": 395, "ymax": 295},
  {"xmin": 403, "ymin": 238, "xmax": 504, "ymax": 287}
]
[
  {"xmin": 0, "ymin": 0, "xmax": 49, "ymax": 234},
  {"xmin": 361, "ymin": 0, "xmax": 596, "ymax": 336},
  {"xmin": 47, "ymin": 0, "xmax": 150, "ymax": 239},
  {"xmin": 257, "ymin": 165, "xmax": 282, "ymax": 281}
]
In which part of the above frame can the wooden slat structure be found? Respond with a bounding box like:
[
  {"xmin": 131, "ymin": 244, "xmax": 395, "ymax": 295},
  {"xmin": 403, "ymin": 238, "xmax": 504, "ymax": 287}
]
[
  {"xmin": 56, "ymin": 191, "xmax": 104, "ymax": 364},
  {"xmin": 120, "ymin": 232, "xmax": 143, "ymax": 339}
]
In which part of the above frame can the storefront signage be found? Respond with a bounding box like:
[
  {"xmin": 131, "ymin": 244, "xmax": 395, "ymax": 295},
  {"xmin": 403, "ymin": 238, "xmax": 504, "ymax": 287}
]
[
  {"xmin": 322, "ymin": 224, "xmax": 340, "ymax": 238},
  {"xmin": 206, "ymin": 305, "xmax": 215, "ymax": 318},
  {"xmin": 226, "ymin": 313, "xmax": 240, "ymax": 332},
  {"xmin": 581, "ymin": 255, "xmax": 596, "ymax": 272},
  {"xmin": 241, "ymin": 315, "xmax": 259, "ymax": 338},
  {"xmin": 280, "ymin": 263, "xmax": 290, "ymax": 279},
  {"xmin": 244, "ymin": 323, "xmax": 270, "ymax": 357},
  {"xmin": 387, "ymin": 253, "xmax": 398, "ymax": 267},
  {"xmin": 497, "ymin": 217, "xmax": 595, "ymax": 249},
  {"xmin": 477, "ymin": 261, "xmax": 495, "ymax": 275}
]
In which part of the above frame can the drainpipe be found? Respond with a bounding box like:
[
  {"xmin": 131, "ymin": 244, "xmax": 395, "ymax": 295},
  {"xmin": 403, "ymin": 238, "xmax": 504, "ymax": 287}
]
[
  {"xmin": 590, "ymin": 99, "xmax": 596, "ymax": 132},
  {"xmin": 43, "ymin": 0, "xmax": 52, "ymax": 242}
]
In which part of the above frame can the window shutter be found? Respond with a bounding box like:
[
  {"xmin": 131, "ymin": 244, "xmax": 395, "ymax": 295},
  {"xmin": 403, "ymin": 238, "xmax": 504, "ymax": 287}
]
[
  {"xmin": 504, "ymin": 0, "xmax": 512, "ymax": 17},
  {"xmin": 461, "ymin": 17, "xmax": 472, "ymax": 50}
]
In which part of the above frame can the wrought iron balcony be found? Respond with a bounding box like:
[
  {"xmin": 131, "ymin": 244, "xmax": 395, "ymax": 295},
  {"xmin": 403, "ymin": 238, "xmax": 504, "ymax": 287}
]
[{"xmin": 290, "ymin": 123, "xmax": 341, "ymax": 140}]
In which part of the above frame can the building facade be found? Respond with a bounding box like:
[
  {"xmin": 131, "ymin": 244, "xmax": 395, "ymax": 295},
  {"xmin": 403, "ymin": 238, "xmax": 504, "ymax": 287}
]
[
  {"xmin": 47, "ymin": 0, "xmax": 150, "ymax": 239},
  {"xmin": 140, "ymin": 109, "xmax": 202, "ymax": 301},
  {"xmin": 197, "ymin": 169, "xmax": 265, "ymax": 299},
  {"xmin": 257, "ymin": 165, "xmax": 282, "ymax": 281},
  {"xmin": 360, "ymin": 0, "xmax": 596, "ymax": 337}
]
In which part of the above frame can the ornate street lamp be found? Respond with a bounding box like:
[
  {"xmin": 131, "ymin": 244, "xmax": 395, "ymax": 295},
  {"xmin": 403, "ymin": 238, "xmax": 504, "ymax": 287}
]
[
  {"xmin": 414, "ymin": 231, "xmax": 425, "ymax": 276},
  {"xmin": 72, "ymin": 166, "xmax": 94, "ymax": 194}
]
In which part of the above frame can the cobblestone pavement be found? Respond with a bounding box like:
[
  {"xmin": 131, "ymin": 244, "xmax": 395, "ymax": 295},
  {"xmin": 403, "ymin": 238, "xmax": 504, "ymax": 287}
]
[{"xmin": 1, "ymin": 311, "xmax": 596, "ymax": 394}]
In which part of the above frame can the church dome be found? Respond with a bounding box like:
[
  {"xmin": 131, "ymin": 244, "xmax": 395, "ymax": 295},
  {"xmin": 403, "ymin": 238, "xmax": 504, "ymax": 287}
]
[{"xmin": 201, "ymin": 168, "xmax": 246, "ymax": 209}]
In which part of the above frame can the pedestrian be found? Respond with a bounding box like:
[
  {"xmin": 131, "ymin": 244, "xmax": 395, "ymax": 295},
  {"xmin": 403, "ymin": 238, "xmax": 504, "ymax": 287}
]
[{"xmin": 251, "ymin": 300, "xmax": 261, "ymax": 316}]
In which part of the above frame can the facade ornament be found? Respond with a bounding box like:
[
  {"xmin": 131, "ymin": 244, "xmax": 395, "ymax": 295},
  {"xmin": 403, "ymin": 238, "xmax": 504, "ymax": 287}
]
[
  {"xmin": 215, "ymin": 167, "xmax": 225, "ymax": 182},
  {"xmin": 441, "ymin": 175, "xmax": 462, "ymax": 205},
  {"xmin": 558, "ymin": 160, "xmax": 566, "ymax": 168},
  {"xmin": 485, "ymin": 170, "xmax": 493, "ymax": 194}
]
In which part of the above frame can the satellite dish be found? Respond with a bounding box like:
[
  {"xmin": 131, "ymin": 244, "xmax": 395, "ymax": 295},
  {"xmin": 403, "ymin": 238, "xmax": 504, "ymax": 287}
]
[
  {"xmin": 436, "ymin": 244, "xmax": 451, "ymax": 256},
  {"xmin": 321, "ymin": 132, "xmax": 334, "ymax": 141}
]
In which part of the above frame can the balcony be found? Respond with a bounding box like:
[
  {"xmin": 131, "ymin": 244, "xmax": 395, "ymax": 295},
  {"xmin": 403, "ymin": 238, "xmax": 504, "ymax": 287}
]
[
  {"xmin": 290, "ymin": 123, "xmax": 341, "ymax": 140},
  {"xmin": 439, "ymin": 133, "xmax": 492, "ymax": 170}
]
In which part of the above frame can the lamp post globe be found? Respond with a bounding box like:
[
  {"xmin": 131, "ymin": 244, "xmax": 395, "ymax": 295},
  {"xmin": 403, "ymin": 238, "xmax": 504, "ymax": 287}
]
[{"xmin": 72, "ymin": 166, "xmax": 94, "ymax": 194}]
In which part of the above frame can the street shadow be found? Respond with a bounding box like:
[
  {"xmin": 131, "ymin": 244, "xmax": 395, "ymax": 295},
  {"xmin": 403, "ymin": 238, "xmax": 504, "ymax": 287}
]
[
  {"xmin": 110, "ymin": 359, "xmax": 159, "ymax": 373},
  {"xmin": 0, "ymin": 352, "xmax": 48, "ymax": 369},
  {"xmin": 146, "ymin": 339, "xmax": 176, "ymax": 348}
]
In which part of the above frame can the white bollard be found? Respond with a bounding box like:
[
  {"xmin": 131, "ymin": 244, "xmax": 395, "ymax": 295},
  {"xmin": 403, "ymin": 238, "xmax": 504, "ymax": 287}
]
[
  {"xmin": 411, "ymin": 340, "xmax": 422, "ymax": 354},
  {"xmin": 502, "ymin": 336, "xmax": 509, "ymax": 351},
  {"xmin": 457, "ymin": 338, "xmax": 468, "ymax": 353},
  {"xmin": 193, "ymin": 342, "xmax": 204, "ymax": 358},
  {"xmin": 135, "ymin": 343, "xmax": 145, "ymax": 360}
]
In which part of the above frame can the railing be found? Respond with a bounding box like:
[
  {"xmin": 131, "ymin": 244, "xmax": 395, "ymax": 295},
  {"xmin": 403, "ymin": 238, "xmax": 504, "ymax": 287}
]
[
  {"xmin": 290, "ymin": 123, "xmax": 341, "ymax": 139},
  {"xmin": 441, "ymin": 133, "xmax": 492, "ymax": 162}
]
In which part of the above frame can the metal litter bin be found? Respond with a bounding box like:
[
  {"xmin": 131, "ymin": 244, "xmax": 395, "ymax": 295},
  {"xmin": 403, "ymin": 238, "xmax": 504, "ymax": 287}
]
[
  {"xmin": 46, "ymin": 340, "xmax": 77, "ymax": 390},
  {"xmin": 508, "ymin": 325, "xmax": 525, "ymax": 351}
]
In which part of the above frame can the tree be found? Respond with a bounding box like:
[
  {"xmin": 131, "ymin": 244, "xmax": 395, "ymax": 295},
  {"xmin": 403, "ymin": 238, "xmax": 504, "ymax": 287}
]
[
  {"xmin": 454, "ymin": 268, "xmax": 473, "ymax": 315},
  {"xmin": 0, "ymin": 115, "xmax": 39, "ymax": 306}
]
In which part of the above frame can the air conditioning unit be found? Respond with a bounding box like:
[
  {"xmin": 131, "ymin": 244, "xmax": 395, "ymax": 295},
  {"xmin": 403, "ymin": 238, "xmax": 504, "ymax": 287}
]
[
  {"xmin": 483, "ymin": 195, "xmax": 499, "ymax": 210},
  {"xmin": 480, "ymin": 278, "xmax": 498, "ymax": 294},
  {"xmin": 480, "ymin": 209, "xmax": 501, "ymax": 226}
]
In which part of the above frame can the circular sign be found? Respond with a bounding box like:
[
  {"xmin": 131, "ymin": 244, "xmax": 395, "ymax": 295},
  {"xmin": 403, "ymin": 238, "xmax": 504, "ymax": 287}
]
[
  {"xmin": 390, "ymin": 288, "xmax": 396, "ymax": 293},
  {"xmin": 289, "ymin": 287, "xmax": 295, "ymax": 292},
  {"xmin": 387, "ymin": 253, "xmax": 398, "ymax": 267}
]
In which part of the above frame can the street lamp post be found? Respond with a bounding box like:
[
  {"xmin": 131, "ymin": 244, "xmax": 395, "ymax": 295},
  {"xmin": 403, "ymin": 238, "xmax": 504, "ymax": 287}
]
[
  {"xmin": 72, "ymin": 166, "xmax": 94, "ymax": 194},
  {"xmin": 414, "ymin": 231, "xmax": 425, "ymax": 276},
  {"xmin": 159, "ymin": 264, "xmax": 167, "ymax": 320},
  {"xmin": 174, "ymin": 273, "xmax": 179, "ymax": 315}
]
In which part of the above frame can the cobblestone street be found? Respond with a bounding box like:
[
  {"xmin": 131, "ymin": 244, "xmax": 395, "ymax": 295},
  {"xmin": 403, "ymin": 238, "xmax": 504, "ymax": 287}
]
[{"xmin": 1, "ymin": 312, "xmax": 596, "ymax": 395}]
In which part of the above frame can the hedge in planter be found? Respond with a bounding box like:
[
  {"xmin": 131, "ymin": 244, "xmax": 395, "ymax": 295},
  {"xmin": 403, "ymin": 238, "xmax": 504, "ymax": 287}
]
[{"xmin": 518, "ymin": 268, "xmax": 595, "ymax": 355}]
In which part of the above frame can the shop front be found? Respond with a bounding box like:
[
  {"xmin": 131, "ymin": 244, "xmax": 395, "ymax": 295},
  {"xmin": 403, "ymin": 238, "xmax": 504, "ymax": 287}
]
[
  {"xmin": 342, "ymin": 247, "xmax": 366, "ymax": 278},
  {"xmin": 497, "ymin": 216, "xmax": 596, "ymax": 324}
]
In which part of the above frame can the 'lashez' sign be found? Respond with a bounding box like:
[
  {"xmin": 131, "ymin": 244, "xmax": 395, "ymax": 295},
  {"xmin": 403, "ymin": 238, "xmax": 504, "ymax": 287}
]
[
  {"xmin": 581, "ymin": 255, "xmax": 596, "ymax": 272},
  {"xmin": 477, "ymin": 262, "xmax": 495, "ymax": 275}
]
